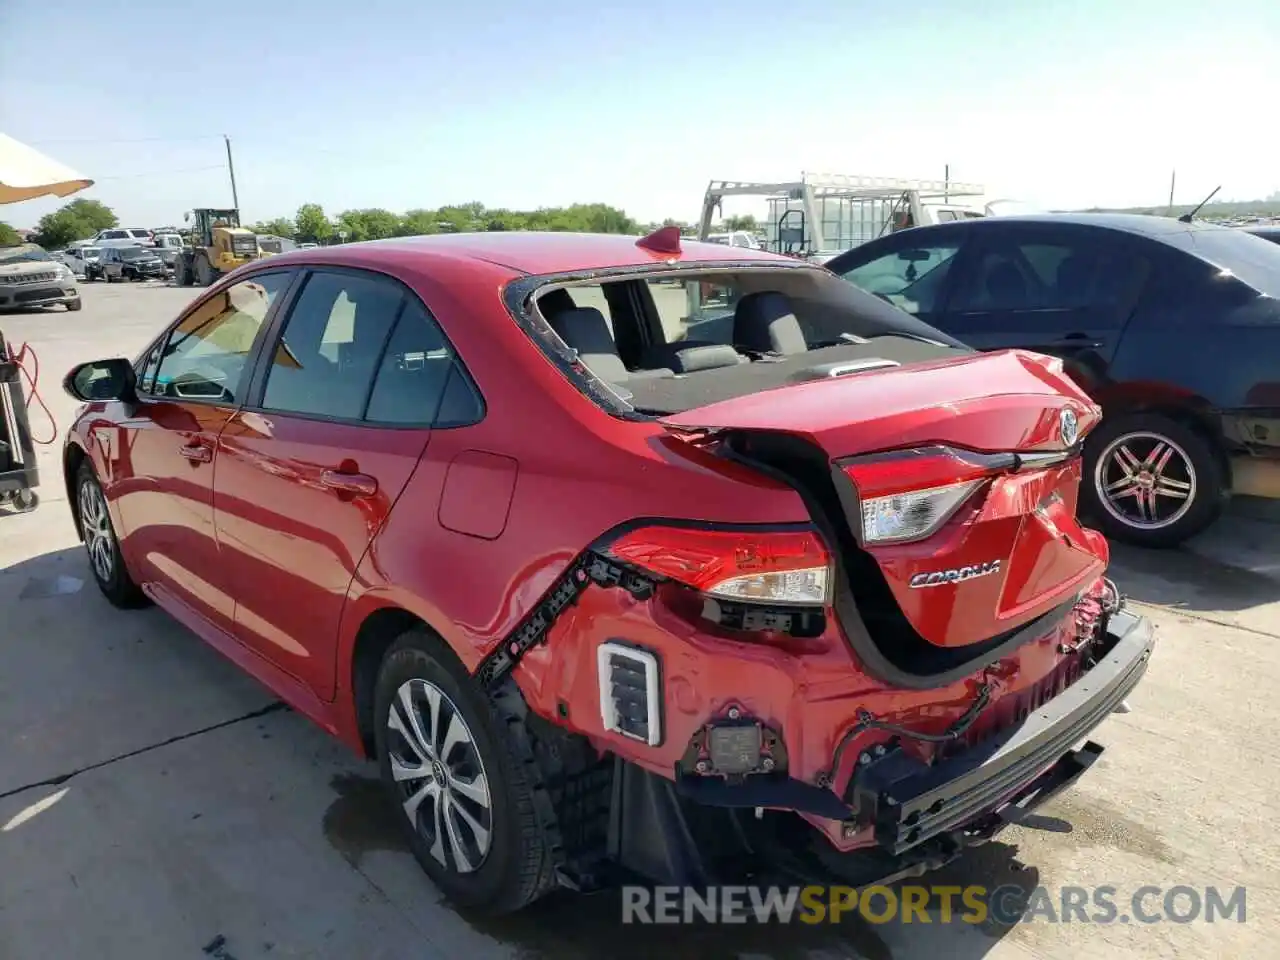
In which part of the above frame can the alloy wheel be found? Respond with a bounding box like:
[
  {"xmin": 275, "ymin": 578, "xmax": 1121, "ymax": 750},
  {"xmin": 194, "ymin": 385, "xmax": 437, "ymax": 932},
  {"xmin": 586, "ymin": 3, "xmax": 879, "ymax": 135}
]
[
  {"xmin": 1093, "ymin": 431, "xmax": 1196, "ymax": 530},
  {"xmin": 386, "ymin": 678, "xmax": 493, "ymax": 874},
  {"xmin": 79, "ymin": 479, "xmax": 114, "ymax": 582}
]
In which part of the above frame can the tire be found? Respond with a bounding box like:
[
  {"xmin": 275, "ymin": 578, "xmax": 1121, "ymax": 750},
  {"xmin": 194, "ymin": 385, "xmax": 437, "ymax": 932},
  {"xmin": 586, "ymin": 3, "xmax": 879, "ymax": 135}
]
[
  {"xmin": 67, "ymin": 299, "xmax": 82, "ymax": 312},
  {"xmin": 373, "ymin": 629, "xmax": 552, "ymax": 915},
  {"xmin": 1080, "ymin": 412, "xmax": 1226, "ymax": 548},
  {"xmin": 75, "ymin": 461, "xmax": 149, "ymax": 608},
  {"xmin": 194, "ymin": 254, "xmax": 215, "ymax": 287}
]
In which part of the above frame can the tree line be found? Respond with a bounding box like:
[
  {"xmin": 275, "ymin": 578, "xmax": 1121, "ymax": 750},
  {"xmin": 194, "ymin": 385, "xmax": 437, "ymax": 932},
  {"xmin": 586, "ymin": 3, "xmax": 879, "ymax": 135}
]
[
  {"xmin": 256, "ymin": 204, "xmax": 759, "ymax": 243},
  {"xmin": 3, "ymin": 198, "xmax": 766, "ymax": 251}
]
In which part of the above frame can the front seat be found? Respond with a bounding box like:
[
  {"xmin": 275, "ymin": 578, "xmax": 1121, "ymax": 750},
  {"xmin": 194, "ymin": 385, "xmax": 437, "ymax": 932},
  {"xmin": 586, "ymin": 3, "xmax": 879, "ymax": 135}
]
[{"xmin": 732, "ymin": 291, "xmax": 808, "ymax": 355}]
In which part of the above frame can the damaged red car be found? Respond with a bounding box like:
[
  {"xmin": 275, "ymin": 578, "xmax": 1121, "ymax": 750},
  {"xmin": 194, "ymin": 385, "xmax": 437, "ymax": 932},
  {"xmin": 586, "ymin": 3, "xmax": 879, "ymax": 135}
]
[{"xmin": 61, "ymin": 228, "xmax": 1154, "ymax": 914}]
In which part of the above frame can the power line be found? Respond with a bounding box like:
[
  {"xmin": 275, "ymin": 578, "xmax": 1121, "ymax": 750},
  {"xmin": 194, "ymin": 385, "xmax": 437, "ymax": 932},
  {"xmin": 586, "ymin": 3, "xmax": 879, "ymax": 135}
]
[
  {"xmin": 93, "ymin": 165, "xmax": 227, "ymax": 180},
  {"xmin": 24, "ymin": 135, "xmax": 224, "ymax": 146}
]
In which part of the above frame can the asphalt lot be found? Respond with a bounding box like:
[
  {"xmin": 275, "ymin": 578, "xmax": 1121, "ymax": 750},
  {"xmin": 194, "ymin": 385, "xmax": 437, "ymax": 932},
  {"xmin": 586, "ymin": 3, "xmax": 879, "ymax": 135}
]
[{"xmin": 2, "ymin": 281, "xmax": 1278, "ymax": 959}]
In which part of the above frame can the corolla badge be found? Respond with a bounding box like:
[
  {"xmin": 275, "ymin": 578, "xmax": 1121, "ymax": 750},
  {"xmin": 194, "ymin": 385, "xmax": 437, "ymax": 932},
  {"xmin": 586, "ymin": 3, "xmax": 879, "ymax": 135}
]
[
  {"xmin": 909, "ymin": 560, "xmax": 1001, "ymax": 589},
  {"xmin": 1060, "ymin": 407, "xmax": 1079, "ymax": 447}
]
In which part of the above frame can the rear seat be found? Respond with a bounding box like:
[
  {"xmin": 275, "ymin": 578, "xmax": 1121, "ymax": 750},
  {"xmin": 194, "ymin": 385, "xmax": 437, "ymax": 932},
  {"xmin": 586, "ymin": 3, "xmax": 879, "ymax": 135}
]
[
  {"xmin": 732, "ymin": 291, "xmax": 808, "ymax": 355},
  {"xmin": 548, "ymin": 307, "xmax": 673, "ymax": 382}
]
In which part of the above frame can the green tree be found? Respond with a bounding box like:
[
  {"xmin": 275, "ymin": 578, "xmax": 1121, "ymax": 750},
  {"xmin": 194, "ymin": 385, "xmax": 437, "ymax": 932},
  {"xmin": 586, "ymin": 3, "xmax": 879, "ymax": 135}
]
[
  {"xmin": 294, "ymin": 203, "xmax": 331, "ymax": 243},
  {"xmin": 395, "ymin": 209, "xmax": 441, "ymax": 237},
  {"xmin": 32, "ymin": 209, "xmax": 91, "ymax": 248},
  {"xmin": 0, "ymin": 222, "xmax": 20, "ymax": 245},
  {"xmin": 253, "ymin": 217, "xmax": 296, "ymax": 238},
  {"xmin": 335, "ymin": 208, "xmax": 402, "ymax": 242},
  {"xmin": 29, "ymin": 197, "xmax": 120, "ymax": 248},
  {"xmin": 724, "ymin": 214, "xmax": 759, "ymax": 232},
  {"xmin": 60, "ymin": 198, "xmax": 118, "ymax": 233}
]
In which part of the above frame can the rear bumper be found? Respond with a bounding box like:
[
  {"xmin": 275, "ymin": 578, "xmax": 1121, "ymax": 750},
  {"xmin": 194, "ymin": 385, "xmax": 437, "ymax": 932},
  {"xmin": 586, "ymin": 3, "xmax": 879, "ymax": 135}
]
[{"xmin": 849, "ymin": 607, "xmax": 1153, "ymax": 854}]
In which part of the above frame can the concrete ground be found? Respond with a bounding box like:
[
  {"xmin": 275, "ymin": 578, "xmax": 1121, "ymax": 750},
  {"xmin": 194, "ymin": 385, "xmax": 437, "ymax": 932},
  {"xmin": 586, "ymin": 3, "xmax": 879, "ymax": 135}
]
[{"xmin": 2, "ymin": 282, "xmax": 1277, "ymax": 959}]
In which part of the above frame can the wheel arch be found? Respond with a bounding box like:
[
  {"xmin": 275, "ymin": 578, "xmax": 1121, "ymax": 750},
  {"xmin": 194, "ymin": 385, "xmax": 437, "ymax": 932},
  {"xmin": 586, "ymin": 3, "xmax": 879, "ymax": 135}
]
[
  {"xmin": 348, "ymin": 605, "xmax": 444, "ymax": 759},
  {"xmin": 1094, "ymin": 389, "xmax": 1231, "ymax": 487},
  {"xmin": 63, "ymin": 439, "xmax": 88, "ymax": 539}
]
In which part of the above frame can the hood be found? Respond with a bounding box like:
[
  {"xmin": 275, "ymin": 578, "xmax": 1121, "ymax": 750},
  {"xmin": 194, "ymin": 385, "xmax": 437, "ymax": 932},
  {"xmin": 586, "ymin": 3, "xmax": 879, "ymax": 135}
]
[{"xmin": 0, "ymin": 260, "xmax": 62, "ymax": 278}]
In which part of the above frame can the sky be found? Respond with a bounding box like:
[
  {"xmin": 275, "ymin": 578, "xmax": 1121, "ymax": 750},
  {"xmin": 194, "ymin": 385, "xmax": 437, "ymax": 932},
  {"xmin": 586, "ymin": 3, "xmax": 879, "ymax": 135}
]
[{"xmin": 3, "ymin": 0, "xmax": 1278, "ymax": 230}]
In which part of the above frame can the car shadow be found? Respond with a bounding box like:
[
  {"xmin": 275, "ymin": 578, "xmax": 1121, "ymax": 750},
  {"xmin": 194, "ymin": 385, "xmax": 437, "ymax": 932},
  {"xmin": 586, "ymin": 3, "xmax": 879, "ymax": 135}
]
[
  {"xmin": 3, "ymin": 539, "xmax": 1092, "ymax": 960},
  {"xmin": 1104, "ymin": 497, "xmax": 1280, "ymax": 615},
  {"xmin": 324, "ymin": 766, "xmax": 1040, "ymax": 960}
]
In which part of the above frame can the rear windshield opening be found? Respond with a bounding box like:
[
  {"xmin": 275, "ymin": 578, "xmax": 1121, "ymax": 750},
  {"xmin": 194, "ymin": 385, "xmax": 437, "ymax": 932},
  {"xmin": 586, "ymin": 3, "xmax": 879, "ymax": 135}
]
[{"xmin": 523, "ymin": 266, "xmax": 972, "ymax": 415}]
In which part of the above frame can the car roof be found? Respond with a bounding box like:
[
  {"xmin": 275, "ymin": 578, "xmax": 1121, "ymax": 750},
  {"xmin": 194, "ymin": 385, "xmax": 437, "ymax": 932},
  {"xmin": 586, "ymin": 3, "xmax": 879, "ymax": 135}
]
[
  {"xmin": 258, "ymin": 231, "xmax": 788, "ymax": 277},
  {"xmin": 939, "ymin": 212, "xmax": 1232, "ymax": 238}
]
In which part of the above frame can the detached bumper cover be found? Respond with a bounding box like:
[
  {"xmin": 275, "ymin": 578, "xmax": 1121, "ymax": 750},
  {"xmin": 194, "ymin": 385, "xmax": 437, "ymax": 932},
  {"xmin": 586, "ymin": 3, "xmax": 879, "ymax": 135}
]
[{"xmin": 851, "ymin": 608, "xmax": 1154, "ymax": 855}]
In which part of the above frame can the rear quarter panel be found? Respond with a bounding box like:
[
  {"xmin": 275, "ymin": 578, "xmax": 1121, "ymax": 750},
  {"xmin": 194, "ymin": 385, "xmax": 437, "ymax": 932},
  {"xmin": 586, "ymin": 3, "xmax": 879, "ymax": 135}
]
[
  {"xmin": 1105, "ymin": 244, "xmax": 1280, "ymax": 422},
  {"xmin": 331, "ymin": 256, "xmax": 813, "ymax": 723}
]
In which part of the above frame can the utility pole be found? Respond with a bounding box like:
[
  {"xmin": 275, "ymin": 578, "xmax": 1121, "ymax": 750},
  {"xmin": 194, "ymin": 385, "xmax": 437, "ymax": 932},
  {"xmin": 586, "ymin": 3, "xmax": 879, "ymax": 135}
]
[
  {"xmin": 944, "ymin": 164, "xmax": 950, "ymax": 203},
  {"xmin": 1167, "ymin": 170, "xmax": 1176, "ymax": 215},
  {"xmin": 224, "ymin": 135, "xmax": 240, "ymax": 211}
]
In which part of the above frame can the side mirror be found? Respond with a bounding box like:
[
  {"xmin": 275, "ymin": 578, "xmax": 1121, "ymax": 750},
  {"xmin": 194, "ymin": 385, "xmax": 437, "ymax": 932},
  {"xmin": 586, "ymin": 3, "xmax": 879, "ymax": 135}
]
[{"xmin": 63, "ymin": 358, "xmax": 138, "ymax": 404}]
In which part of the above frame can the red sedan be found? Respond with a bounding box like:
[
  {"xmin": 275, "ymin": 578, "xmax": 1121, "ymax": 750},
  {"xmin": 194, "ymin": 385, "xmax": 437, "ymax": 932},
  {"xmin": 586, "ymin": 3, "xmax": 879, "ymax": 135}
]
[{"xmin": 61, "ymin": 228, "xmax": 1153, "ymax": 914}]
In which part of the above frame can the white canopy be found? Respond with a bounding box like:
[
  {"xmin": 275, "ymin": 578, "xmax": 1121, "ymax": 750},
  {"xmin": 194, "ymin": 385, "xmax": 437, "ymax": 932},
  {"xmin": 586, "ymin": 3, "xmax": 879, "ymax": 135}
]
[{"xmin": 0, "ymin": 133, "xmax": 93, "ymax": 205}]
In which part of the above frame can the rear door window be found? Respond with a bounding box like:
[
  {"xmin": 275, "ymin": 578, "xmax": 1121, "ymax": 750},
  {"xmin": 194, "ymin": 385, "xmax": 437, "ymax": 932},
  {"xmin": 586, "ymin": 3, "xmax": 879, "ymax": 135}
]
[
  {"xmin": 364, "ymin": 296, "xmax": 483, "ymax": 426},
  {"xmin": 259, "ymin": 269, "xmax": 403, "ymax": 421}
]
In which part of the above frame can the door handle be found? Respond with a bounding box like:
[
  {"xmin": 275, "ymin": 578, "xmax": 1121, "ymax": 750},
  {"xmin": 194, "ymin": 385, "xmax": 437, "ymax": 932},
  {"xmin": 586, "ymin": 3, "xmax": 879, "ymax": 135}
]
[
  {"xmin": 320, "ymin": 470, "xmax": 378, "ymax": 497},
  {"xmin": 180, "ymin": 441, "xmax": 212, "ymax": 463}
]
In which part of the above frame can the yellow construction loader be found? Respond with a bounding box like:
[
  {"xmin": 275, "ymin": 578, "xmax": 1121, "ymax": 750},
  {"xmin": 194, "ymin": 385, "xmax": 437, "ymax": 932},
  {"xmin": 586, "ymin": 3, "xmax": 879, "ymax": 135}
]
[{"xmin": 175, "ymin": 208, "xmax": 267, "ymax": 286}]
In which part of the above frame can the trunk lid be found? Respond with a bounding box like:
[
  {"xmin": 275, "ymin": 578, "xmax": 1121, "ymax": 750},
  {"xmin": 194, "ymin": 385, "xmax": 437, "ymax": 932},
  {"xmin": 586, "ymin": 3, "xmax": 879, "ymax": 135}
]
[{"xmin": 662, "ymin": 349, "xmax": 1107, "ymax": 649}]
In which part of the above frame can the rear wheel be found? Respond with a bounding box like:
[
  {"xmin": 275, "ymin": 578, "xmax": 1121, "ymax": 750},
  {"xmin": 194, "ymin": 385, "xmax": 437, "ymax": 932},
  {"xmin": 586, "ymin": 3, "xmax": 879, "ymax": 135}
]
[
  {"xmin": 75, "ymin": 461, "xmax": 149, "ymax": 608},
  {"xmin": 373, "ymin": 628, "xmax": 551, "ymax": 915},
  {"xmin": 1081, "ymin": 412, "xmax": 1226, "ymax": 548}
]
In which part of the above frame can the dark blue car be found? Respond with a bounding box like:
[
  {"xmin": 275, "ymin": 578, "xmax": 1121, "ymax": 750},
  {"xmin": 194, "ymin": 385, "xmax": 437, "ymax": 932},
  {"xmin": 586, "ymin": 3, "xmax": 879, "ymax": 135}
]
[{"xmin": 825, "ymin": 214, "xmax": 1280, "ymax": 547}]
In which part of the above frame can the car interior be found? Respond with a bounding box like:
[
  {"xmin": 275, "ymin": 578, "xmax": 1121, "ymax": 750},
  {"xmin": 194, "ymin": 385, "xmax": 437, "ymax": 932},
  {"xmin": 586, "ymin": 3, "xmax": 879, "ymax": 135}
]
[{"xmin": 529, "ymin": 267, "xmax": 973, "ymax": 414}]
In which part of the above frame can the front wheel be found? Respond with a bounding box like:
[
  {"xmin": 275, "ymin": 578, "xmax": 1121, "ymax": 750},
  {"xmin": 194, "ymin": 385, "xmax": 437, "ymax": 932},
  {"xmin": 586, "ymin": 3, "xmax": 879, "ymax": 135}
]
[
  {"xmin": 75, "ymin": 461, "xmax": 149, "ymax": 608},
  {"xmin": 1081, "ymin": 413, "xmax": 1226, "ymax": 548},
  {"xmin": 66, "ymin": 299, "xmax": 82, "ymax": 312},
  {"xmin": 373, "ymin": 629, "xmax": 552, "ymax": 915}
]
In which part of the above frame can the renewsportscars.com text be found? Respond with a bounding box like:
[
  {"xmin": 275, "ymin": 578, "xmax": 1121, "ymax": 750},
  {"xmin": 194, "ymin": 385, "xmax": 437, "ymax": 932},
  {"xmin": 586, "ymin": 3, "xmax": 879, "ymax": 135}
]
[{"xmin": 621, "ymin": 884, "xmax": 1247, "ymax": 926}]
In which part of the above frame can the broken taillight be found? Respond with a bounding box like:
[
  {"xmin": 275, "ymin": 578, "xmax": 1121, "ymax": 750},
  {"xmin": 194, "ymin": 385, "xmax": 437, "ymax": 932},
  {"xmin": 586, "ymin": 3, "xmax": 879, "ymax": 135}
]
[
  {"xmin": 606, "ymin": 525, "xmax": 831, "ymax": 605},
  {"xmin": 840, "ymin": 445, "xmax": 1009, "ymax": 545}
]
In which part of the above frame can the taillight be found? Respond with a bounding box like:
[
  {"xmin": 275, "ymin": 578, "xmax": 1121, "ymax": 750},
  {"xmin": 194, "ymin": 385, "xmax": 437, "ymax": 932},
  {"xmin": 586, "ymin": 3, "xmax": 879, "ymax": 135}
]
[
  {"xmin": 840, "ymin": 445, "xmax": 1006, "ymax": 545},
  {"xmin": 606, "ymin": 525, "xmax": 831, "ymax": 605}
]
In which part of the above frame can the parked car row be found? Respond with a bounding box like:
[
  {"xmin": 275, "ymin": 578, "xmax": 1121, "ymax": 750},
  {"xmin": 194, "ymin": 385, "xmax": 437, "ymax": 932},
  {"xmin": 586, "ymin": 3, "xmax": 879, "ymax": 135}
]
[{"xmin": 59, "ymin": 242, "xmax": 170, "ymax": 282}]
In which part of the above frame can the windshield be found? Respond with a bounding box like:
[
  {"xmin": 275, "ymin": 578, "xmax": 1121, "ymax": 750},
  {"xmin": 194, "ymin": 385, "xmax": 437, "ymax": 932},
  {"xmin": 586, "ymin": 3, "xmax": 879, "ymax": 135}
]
[
  {"xmin": 0, "ymin": 244, "xmax": 52, "ymax": 265},
  {"xmin": 118, "ymin": 247, "xmax": 152, "ymax": 260},
  {"xmin": 1168, "ymin": 227, "xmax": 1280, "ymax": 297},
  {"xmin": 524, "ymin": 265, "xmax": 971, "ymax": 416},
  {"xmin": 128, "ymin": 230, "xmax": 152, "ymax": 239},
  {"xmin": 80, "ymin": 247, "xmax": 101, "ymax": 258}
]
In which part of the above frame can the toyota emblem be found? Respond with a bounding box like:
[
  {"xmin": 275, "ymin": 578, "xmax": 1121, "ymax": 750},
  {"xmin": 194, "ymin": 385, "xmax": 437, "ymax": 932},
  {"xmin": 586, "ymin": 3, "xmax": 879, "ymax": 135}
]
[{"xmin": 1060, "ymin": 408, "xmax": 1079, "ymax": 447}]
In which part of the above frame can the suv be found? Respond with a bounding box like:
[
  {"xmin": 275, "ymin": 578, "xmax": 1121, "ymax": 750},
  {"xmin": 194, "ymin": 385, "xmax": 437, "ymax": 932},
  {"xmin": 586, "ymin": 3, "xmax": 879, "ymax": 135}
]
[
  {"xmin": 61, "ymin": 231, "xmax": 1153, "ymax": 916},
  {"xmin": 827, "ymin": 214, "xmax": 1280, "ymax": 547},
  {"xmin": 0, "ymin": 242, "xmax": 80, "ymax": 311},
  {"xmin": 95, "ymin": 227, "xmax": 155, "ymax": 246},
  {"xmin": 98, "ymin": 244, "xmax": 166, "ymax": 282}
]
